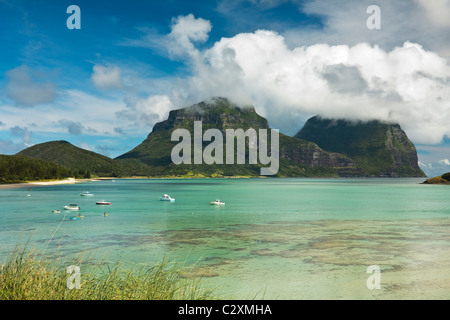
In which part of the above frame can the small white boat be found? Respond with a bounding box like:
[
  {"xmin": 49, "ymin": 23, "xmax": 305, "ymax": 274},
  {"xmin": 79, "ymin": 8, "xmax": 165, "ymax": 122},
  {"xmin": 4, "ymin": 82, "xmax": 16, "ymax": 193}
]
[
  {"xmin": 210, "ymin": 199, "xmax": 225, "ymax": 206},
  {"xmin": 96, "ymin": 200, "xmax": 111, "ymax": 205},
  {"xmin": 64, "ymin": 204, "xmax": 80, "ymax": 211},
  {"xmin": 52, "ymin": 210, "xmax": 61, "ymax": 214},
  {"xmin": 160, "ymin": 194, "xmax": 175, "ymax": 202},
  {"xmin": 80, "ymin": 191, "xmax": 94, "ymax": 196}
]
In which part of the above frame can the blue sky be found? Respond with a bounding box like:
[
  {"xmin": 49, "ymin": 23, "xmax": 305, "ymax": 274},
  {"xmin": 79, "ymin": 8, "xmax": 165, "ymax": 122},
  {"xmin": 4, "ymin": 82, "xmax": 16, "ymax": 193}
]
[{"xmin": 1, "ymin": 0, "xmax": 450, "ymax": 177}]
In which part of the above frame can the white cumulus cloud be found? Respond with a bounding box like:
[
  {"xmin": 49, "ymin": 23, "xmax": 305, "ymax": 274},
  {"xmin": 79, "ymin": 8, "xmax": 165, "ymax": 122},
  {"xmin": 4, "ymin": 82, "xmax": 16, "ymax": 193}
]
[
  {"xmin": 415, "ymin": 0, "xmax": 450, "ymax": 28},
  {"xmin": 163, "ymin": 14, "xmax": 450, "ymax": 144},
  {"xmin": 116, "ymin": 95, "xmax": 173, "ymax": 129},
  {"xmin": 91, "ymin": 65, "xmax": 123, "ymax": 90},
  {"xmin": 167, "ymin": 14, "xmax": 212, "ymax": 60},
  {"xmin": 6, "ymin": 65, "xmax": 56, "ymax": 107}
]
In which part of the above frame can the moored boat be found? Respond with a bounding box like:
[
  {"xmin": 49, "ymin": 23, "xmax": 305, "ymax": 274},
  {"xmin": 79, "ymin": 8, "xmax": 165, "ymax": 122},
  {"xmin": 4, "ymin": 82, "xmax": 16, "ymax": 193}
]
[
  {"xmin": 80, "ymin": 191, "xmax": 94, "ymax": 196},
  {"xmin": 96, "ymin": 200, "xmax": 111, "ymax": 205},
  {"xmin": 210, "ymin": 199, "xmax": 225, "ymax": 206},
  {"xmin": 160, "ymin": 194, "xmax": 175, "ymax": 202},
  {"xmin": 64, "ymin": 204, "xmax": 80, "ymax": 211}
]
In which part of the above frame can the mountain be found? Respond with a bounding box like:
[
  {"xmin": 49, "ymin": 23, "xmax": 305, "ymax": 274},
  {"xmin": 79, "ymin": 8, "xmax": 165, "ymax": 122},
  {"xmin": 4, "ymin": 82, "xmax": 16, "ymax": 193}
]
[
  {"xmin": 17, "ymin": 140, "xmax": 125, "ymax": 177},
  {"xmin": 116, "ymin": 97, "xmax": 359, "ymax": 177},
  {"xmin": 295, "ymin": 116, "xmax": 426, "ymax": 177},
  {"xmin": 13, "ymin": 98, "xmax": 425, "ymax": 179},
  {"xmin": 117, "ymin": 97, "xmax": 269, "ymax": 168},
  {"xmin": 0, "ymin": 154, "xmax": 74, "ymax": 183}
]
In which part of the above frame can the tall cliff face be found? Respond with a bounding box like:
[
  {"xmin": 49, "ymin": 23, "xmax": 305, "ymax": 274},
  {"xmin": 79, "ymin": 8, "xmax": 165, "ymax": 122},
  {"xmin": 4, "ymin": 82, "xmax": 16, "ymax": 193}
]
[
  {"xmin": 116, "ymin": 98, "xmax": 270, "ymax": 168},
  {"xmin": 116, "ymin": 98, "xmax": 357, "ymax": 177},
  {"xmin": 295, "ymin": 116, "xmax": 426, "ymax": 177},
  {"xmin": 152, "ymin": 97, "xmax": 269, "ymax": 133}
]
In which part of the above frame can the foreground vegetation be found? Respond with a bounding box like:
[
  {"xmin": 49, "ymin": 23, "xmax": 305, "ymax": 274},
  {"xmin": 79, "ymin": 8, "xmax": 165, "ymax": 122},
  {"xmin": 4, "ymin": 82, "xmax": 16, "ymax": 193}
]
[{"xmin": 0, "ymin": 246, "xmax": 216, "ymax": 300}]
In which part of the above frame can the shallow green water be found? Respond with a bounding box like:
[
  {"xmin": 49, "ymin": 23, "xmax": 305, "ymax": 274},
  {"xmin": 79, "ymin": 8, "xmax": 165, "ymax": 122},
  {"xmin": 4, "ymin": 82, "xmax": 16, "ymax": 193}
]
[{"xmin": 1, "ymin": 178, "xmax": 449, "ymax": 299}]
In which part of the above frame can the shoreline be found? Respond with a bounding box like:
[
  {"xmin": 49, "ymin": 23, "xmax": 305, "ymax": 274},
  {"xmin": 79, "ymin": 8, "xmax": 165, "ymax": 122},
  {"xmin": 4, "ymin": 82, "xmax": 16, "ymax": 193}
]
[
  {"xmin": 0, "ymin": 176, "xmax": 259, "ymax": 190},
  {"xmin": 0, "ymin": 178, "xmax": 102, "ymax": 190},
  {"xmin": 0, "ymin": 175, "xmax": 429, "ymax": 190}
]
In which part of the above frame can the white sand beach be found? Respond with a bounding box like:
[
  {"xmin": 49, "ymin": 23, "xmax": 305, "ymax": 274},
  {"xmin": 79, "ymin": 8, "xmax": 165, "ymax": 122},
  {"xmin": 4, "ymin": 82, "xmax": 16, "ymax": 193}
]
[
  {"xmin": 0, "ymin": 178, "xmax": 97, "ymax": 190},
  {"xmin": 27, "ymin": 178, "xmax": 78, "ymax": 186}
]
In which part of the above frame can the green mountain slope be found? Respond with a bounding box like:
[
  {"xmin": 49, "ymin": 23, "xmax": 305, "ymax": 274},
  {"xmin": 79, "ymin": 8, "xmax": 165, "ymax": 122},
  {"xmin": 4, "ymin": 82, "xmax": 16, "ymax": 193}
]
[
  {"xmin": 295, "ymin": 116, "xmax": 426, "ymax": 177},
  {"xmin": 17, "ymin": 140, "xmax": 125, "ymax": 177}
]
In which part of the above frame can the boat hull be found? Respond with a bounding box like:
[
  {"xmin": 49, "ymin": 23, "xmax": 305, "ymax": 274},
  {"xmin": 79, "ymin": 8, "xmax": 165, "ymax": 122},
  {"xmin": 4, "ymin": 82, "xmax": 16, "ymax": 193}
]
[
  {"xmin": 210, "ymin": 202, "xmax": 225, "ymax": 206},
  {"xmin": 64, "ymin": 206, "xmax": 80, "ymax": 211},
  {"xmin": 160, "ymin": 194, "xmax": 175, "ymax": 202}
]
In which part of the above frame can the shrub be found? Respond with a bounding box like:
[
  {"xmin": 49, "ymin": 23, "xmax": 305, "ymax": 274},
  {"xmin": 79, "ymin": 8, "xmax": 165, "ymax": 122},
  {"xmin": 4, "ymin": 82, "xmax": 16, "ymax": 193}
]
[{"xmin": 441, "ymin": 172, "xmax": 450, "ymax": 181}]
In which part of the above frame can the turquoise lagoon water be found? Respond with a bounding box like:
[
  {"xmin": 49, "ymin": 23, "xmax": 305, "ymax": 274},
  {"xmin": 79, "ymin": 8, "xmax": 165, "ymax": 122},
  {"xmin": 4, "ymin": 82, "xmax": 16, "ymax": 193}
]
[{"xmin": 1, "ymin": 178, "xmax": 449, "ymax": 299}]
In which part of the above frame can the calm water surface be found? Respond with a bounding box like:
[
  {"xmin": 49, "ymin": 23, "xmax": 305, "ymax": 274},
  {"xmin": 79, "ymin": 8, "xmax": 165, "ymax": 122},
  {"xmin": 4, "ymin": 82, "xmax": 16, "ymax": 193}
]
[{"xmin": 0, "ymin": 178, "xmax": 449, "ymax": 299}]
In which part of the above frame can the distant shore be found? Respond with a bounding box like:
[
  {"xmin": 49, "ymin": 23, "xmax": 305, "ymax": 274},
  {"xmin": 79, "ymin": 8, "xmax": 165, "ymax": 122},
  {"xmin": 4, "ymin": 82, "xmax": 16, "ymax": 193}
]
[
  {"xmin": 421, "ymin": 172, "xmax": 450, "ymax": 185},
  {"xmin": 0, "ymin": 176, "xmax": 259, "ymax": 190},
  {"xmin": 1, "ymin": 174, "xmax": 428, "ymax": 190}
]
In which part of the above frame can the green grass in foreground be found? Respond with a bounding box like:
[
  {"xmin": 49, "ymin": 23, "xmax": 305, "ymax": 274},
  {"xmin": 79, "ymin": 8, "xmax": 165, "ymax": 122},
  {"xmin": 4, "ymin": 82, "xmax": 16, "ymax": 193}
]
[{"xmin": 0, "ymin": 245, "xmax": 216, "ymax": 300}]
